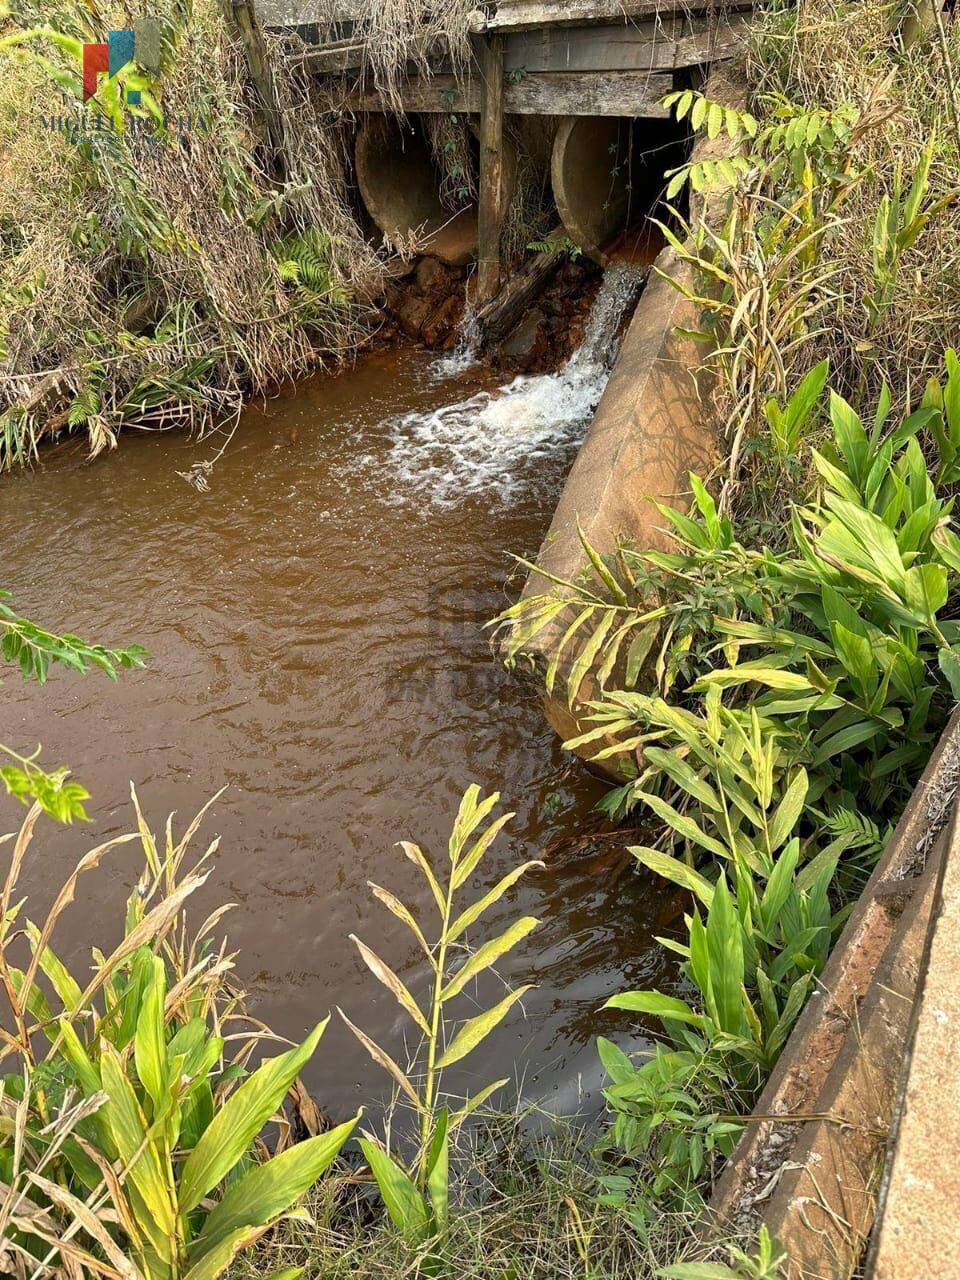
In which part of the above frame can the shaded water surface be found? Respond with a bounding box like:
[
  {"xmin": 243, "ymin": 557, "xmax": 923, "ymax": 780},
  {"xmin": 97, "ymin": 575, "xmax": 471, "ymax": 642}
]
[{"xmin": 3, "ymin": 341, "xmax": 672, "ymax": 1119}]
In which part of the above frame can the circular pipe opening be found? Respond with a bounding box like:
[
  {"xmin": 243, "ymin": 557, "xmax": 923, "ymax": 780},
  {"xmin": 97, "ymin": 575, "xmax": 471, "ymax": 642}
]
[
  {"xmin": 355, "ymin": 116, "xmax": 517, "ymax": 267},
  {"xmin": 551, "ymin": 116, "xmax": 690, "ymax": 264}
]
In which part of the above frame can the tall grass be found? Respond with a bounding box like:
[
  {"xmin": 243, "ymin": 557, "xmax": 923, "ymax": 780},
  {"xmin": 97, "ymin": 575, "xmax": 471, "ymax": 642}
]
[{"xmin": 0, "ymin": 0, "xmax": 382, "ymax": 469}]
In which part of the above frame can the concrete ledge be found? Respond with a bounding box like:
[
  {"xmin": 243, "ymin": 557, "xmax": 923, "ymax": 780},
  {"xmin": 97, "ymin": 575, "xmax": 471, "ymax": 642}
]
[
  {"xmin": 706, "ymin": 709, "xmax": 960, "ymax": 1278},
  {"xmin": 866, "ymin": 803, "xmax": 960, "ymax": 1277},
  {"xmin": 520, "ymin": 247, "xmax": 715, "ymax": 753}
]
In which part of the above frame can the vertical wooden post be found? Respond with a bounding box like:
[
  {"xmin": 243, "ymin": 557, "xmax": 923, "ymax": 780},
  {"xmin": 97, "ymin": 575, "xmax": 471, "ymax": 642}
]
[
  {"xmin": 221, "ymin": 0, "xmax": 286, "ymax": 175},
  {"xmin": 477, "ymin": 34, "xmax": 505, "ymax": 307}
]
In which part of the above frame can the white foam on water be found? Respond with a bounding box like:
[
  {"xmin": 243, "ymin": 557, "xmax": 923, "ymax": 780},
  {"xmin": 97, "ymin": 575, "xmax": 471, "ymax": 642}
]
[
  {"xmin": 357, "ymin": 265, "xmax": 644, "ymax": 508},
  {"xmin": 428, "ymin": 307, "xmax": 481, "ymax": 380}
]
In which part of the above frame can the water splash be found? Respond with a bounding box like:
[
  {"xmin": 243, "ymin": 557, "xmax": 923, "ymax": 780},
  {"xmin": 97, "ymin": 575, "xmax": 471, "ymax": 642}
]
[
  {"xmin": 429, "ymin": 306, "xmax": 481, "ymax": 380},
  {"xmin": 364, "ymin": 264, "xmax": 644, "ymax": 507}
]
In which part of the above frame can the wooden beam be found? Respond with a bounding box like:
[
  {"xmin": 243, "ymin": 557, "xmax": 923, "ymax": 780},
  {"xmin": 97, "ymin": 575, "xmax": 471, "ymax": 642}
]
[
  {"xmin": 471, "ymin": 0, "xmax": 755, "ymax": 33},
  {"xmin": 221, "ymin": 0, "xmax": 286, "ymax": 170},
  {"xmin": 477, "ymin": 35, "xmax": 506, "ymax": 306},
  {"xmin": 503, "ymin": 13, "xmax": 749, "ymax": 73},
  {"xmin": 341, "ymin": 70, "xmax": 671, "ymax": 115},
  {"xmin": 296, "ymin": 34, "xmax": 448, "ymax": 75},
  {"xmin": 507, "ymin": 69, "xmax": 671, "ymax": 114}
]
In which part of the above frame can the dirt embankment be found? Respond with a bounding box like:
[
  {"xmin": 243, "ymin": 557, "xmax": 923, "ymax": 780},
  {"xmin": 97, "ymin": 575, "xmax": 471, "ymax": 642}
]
[{"xmin": 380, "ymin": 255, "xmax": 604, "ymax": 374}]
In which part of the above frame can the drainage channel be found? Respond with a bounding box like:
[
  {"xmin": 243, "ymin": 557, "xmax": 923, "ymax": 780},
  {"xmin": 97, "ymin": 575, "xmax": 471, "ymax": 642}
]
[{"xmin": 1, "ymin": 270, "xmax": 674, "ymax": 1122}]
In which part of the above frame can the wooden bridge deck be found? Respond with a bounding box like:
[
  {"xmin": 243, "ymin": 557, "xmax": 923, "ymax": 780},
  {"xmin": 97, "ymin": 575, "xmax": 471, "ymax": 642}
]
[{"xmin": 250, "ymin": 0, "xmax": 752, "ymax": 304}]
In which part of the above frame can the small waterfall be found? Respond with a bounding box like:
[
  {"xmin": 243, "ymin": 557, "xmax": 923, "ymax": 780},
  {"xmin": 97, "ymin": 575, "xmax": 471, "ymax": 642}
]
[
  {"xmin": 570, "ymin": 263, "xmax": 646, "ymax": 373},
  {"xmin": 430, "ymin": 306, "xmax": 481, "ymax": 380},
  {"xmin": 358, "ymin": 264, "xmax": 646, "ymax": 507}
]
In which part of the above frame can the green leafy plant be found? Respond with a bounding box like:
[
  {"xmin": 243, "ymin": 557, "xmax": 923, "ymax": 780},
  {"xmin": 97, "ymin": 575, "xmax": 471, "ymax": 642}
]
[
  {"xmin": 863, "ymin": 136, "xmax": 958, "ymax": 336},
  {"xmin": 659, "ymin": 1225, "xmax": 786, "ymax": 1279},
  {"xmin": 271, "ymin": 228, "xmax": 354, "ymax": 322},
  {"xmin": 0, "ymin": 792, "xmax": 356, "ymax": 1279},
  {"xmin": 526, "ymin": 234, "xmax": 583, "ymax": 259},
  {"xmin": 661, "ymin": 89, "xmax": 857, "ymax": 202},
  {"xmin": 0, "ymin": 590, "xmax": 147, "ymax": 821},
  {"xmin": 596, "ymin": 1039, "xmax": 743, "ymax": 1211},
  {"xmin": 343, "ymin": 785, "xmax": 541, "ymax": 1245}
]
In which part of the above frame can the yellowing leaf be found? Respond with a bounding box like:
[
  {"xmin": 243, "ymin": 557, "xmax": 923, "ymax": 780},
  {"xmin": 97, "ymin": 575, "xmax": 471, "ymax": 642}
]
[
  {"xmin": 349, "ymin": 936, "xmax": 429, "ymax": 1035},
  {"xmin": 436, "ymin": 984, "xmax": 534, "ymax": 1069},
  {"xmin": 441, "ymin": 918, "xmax": 538, "ymax": 1002}
]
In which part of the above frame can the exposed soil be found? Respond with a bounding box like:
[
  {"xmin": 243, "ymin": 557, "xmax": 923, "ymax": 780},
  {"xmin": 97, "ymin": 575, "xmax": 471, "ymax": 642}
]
[{"xmin": 379, "ymin": 254, "xmax": 605, "ymax": 375}]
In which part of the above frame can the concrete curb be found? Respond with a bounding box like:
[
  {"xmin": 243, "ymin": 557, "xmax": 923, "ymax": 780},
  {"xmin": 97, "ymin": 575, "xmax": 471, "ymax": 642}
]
[{"xmin": 705, "ymin": 708, "xmax": 960, "ymax": 1278}]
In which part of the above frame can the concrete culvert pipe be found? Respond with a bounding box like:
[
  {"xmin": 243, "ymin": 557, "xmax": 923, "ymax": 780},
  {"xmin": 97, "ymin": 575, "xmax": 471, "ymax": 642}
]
[
  {"xmin": 551, "ymin": 116, "xmax": 687, "ymax": 264},
  {"xmin": 356, "ymin": 116, "xmax": 517, "ymax": 267}
]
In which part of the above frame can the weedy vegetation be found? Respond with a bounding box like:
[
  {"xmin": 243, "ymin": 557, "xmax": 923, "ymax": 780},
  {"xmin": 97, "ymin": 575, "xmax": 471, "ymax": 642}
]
[
  {"xmin": 0, "ymin": 0, "xmax": 382, "ymax": 470},
  {"xmin": 0, "ymin": 791, "xmax": 357, "ymax": 1279},
  {"xmin": 342, "ymin": 785, "xmax": 540, "ymax": 1249}
]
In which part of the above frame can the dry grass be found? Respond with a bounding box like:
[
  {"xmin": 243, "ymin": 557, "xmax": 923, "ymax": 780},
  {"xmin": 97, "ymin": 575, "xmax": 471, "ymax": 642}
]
[
  {"xmin": 0, "ymin": 0, "xmax": 382, "ymax": 469},
  {"xmin": 744, "ymin": 0, "xmax": 960, "ymax": 403},
  {"xmin": 310, "ymin": 0, "xmax": 479, "ymax": 116},
  {"xmin": 229, "ymin": 1109, "xmax": 709, "ymax": 1280}
]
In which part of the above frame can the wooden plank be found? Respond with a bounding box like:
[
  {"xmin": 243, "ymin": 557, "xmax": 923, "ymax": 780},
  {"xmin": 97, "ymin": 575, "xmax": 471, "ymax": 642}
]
[
  {"xmin": 503, "ymin": 13, "xmax": 748, "ymax": 73},
  {"xmin": 472, "ymin": 1, "xmax": 754, "ymax": 33},
  {"xmin": 475, "ymin": 225, "xmax": 566, "ymax": 340},
  {"xmin": 296, "ymin": 35, "xmax": 447, "ymax": 74},
  {"xmin": 507, "ymin": 69, "xmax": 671, "ymax": 114},
  {"xmin": 220, "ymin": 0, "xmax": 286, "ymax": 170},
  {"xmin": 477, "ymin": 36, "xmax": 506, "ymax": 305},
  {"xmin": 342, "ymin": 70, "xmax": 671, "ymax": 115}
]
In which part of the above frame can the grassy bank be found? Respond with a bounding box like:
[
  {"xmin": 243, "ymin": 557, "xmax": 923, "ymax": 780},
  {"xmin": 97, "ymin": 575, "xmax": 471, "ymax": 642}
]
[{"xmin": 0, "ymin": 0, "xmax": 383, "ymax": 471}]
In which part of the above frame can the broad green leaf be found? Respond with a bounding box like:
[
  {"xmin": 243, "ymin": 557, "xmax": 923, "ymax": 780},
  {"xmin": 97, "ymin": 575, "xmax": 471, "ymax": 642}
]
[
  {"xmin": 134, "ymin": 954, "xmax": 167, "ymax": 1112},
  {"xmin": 450, "ymin": 811, "xmax": 515, "ymax": 891},
  {"xmin": 359, "ymin": 1140, "xmax": 429, "ymax": 1242},
  {"xmin": 57, "ymin": 1018, "xmax": 101, "ymax": 1097},
  {"xmin": 759, "ymin": 838, "xmax": 800, "ymax": 933},
  {"xmin": 767, "ymin": 770, "xmax": 808, "ymax": 852},
  {"xmin": 597, "ymin": 1036, "xmax": 635, "ymax": 1085},
  {"xmin": 629, "ymin": 846, "xmax": 715, "ymax": 908},
  {"xmin": 447, "ymin": 860, "xmax": 543, "ymax": 941},
  {"xmin": 449, "ymin": 1077, "xmax": 510, "ymax": 1131},
  {"xmin": 190, "ymin": 1115, "xmax": 358, "ymax": 1261},
  {"xmin": 566, "ymin": 610, "xmax": 615, "ymax": 707},
  {"xmin": 643, "ymin": 746, "xmax": 720, "ymax": 811},
  {"xmin": 632, "ymin": 791, "xmax": 729, "ymax": 859},
  {"xmin": 179, "ymin": 1018, "xmax": 328, "ymax": 1214},
  {"xmin": 99, "ymin": 1045, "xmax": 176, "ymax": 1262},
  {"xmin": 441, "ymin": 917, "xmax": 538, "ymax": 1002},
  {"xmin": 809, "ymin": 720, "xmax": 884, "ymax": 766},
  {"xmin": 436, "ymin": 984, "xmax": 534, "ymax": 1068},
  {"xmin": 24, "ymin": 925, "xmax": 82, "ymax": 1011},
  {"xmin": 577, "ymin": 519, "xmax": 629, "ymax": 604},
  {"xmin": 938, "ymin": 646, "xmax": 960, "ymax": 700},
  {"xmin": 448, "ymin": 785, "xmax": 499, "ymax": 862},
  {"xmin": 425, "ymin": 1108, "xmax": 449, "ymax": 1231},
  {"xmin": 602, "ymin": 991, "xmax": 703, "ymax": 1028},
  {"xmin": 182, "ymin": 1226, "xmax": 266, "ymax": 1280},
  {"xmin": 545, "ymin": 606, "xmax": 595, "ymax": 695}
]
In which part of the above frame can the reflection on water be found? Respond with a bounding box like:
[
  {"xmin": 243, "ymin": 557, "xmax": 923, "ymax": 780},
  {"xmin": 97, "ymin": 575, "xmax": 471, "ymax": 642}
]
[{"xmin": 2, "ymin": 338, "xmax": 673, "ymax": 1121}]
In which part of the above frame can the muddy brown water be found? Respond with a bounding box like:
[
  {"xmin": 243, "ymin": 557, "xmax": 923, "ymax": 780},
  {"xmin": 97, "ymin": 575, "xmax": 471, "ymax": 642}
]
[{"xmin": 2, "ymin": 345, "xmax": 673, "ymax": 1121}]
